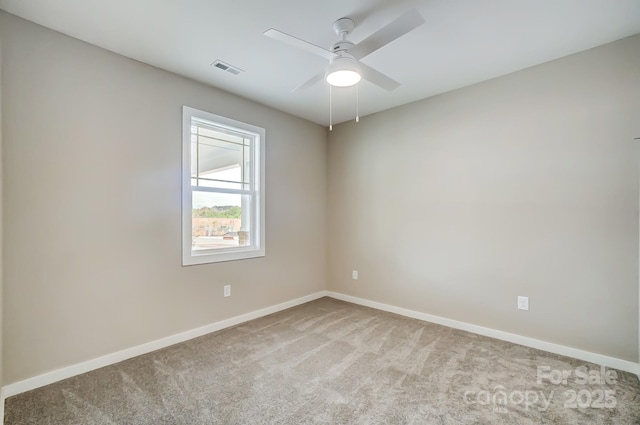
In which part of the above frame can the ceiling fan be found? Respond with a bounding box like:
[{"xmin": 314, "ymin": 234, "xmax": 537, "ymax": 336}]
[{"xmin": 264, "ymin": 9, "xmax": 425, "ymax": 92}]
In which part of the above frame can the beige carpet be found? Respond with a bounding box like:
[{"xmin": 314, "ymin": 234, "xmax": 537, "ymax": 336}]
[{"xmin": 5, "ymin": 297, "xmax": 640, "ymax": 424}]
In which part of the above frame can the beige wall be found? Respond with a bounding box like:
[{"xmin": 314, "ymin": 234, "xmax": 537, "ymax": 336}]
[
  {"xmin": 328, "ymin": 35, "xmax": 640, "ymax": 362},
  {"xmin": 0, "ymin": 12, "xmax": 326, "ymax": 384},
  {"xmin": 1, "ymin": 9, "xmax": 639, "ymax": 388}
]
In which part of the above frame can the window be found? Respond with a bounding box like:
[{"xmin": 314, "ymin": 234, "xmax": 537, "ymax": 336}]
[{"xmin": 182, "ymin": 106, "xmax": 265, "ymax": 265}]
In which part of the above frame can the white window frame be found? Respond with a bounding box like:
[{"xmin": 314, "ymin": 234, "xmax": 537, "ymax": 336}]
[{"xmin": 182, "ymin": 106, "xmax": 265, "ymax": 265}]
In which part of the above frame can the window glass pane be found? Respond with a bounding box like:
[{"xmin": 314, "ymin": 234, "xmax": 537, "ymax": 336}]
[
  {"xmin": 194, "ymin": 138, "xmax": 242, "ymax": 185},
  {"xmin": 191, "ymin": 123, "xmax": 252, "ymax": 190},
  {"xmin": 191, "ymin": 191, "xmax": 251, "ymax": 251},
  {"xmin": 198, "ymin": 166, "xmax": 243, "ymax": 190},
  {"xmin": 195, "ymin": 124, "xmax": 245, "ymax": 144}
]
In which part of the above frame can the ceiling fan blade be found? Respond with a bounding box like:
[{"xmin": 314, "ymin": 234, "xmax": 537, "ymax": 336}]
[
  {"xmin": 360, "ymin": 63, "xmax": 400, "ymax": 91},
  {"xmin": 264, "ymin": 28, "xmax": 336, "ymax": 61},
  {"xmin": 291, "ymin": 71, "xmax": 325, "ymax": 92},
  {"xmin": 350, "ymin": 9, "xmax": 425, "ymax": 60}
]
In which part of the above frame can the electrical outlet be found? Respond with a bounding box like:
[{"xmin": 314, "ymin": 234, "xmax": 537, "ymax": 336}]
[
  {"xmin": 352, "ymin": 270, "xmax": 358, "ymax": 280},
  {"xmin": 224, "ymin": 285, "xmax": 231, "ymax": 298},
  {"xmin": 517, "ymin": 296, "xmax": 529, "ymax": 311}
]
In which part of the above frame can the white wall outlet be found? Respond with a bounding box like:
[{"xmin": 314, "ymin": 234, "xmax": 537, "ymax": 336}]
[
  {"xmin": 352, "ymin": 270, "xmax": 358, "ymax": 280},
  {"xmin": 224, "ymin": 285, "xmax": 231, "ymax": 298},
  {"xmin": 517, "ymin": 296, "xmax": 529, "ymax": 311}
]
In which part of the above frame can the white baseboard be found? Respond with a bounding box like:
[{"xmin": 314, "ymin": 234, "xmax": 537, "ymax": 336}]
[
  {"xmin": 2, "ymin": 288, "xmax": 637, "ymax": 412},
  {"xmin": 326, "ymin": 291, "xmax": 640, "ymax": 376},
  {"xmin": 1, "ymin": 291, "xmax": 329, "ymax": 400}
]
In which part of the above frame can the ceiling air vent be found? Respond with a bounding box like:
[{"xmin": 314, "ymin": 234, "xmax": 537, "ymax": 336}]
[{"xmin": 211, "ymin": 60, "xmax": 244, "ymax": 75}]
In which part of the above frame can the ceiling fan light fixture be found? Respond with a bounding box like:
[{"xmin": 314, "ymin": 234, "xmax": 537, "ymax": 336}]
[{"xmin": 325, "ymin": 56, "xmax": 361, "ymax": 87}]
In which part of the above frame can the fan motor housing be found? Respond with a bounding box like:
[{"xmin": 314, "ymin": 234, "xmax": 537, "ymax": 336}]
[{"xmin": 332, "ymin": 41, "xmax": 355, "ymax": 53}]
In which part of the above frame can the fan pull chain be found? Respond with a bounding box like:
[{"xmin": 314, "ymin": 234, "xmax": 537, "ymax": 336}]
[
  {"xmin": 329, "ymin": 85, "xmax": 333, "ymax": 131},
  {"xmin": 356, "ymin": 84, "xmax": 360, "ymax": 123}
]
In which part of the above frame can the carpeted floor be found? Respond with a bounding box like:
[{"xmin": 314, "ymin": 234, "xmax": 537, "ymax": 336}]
[{"xmin": 4, "ymin": 297, "xmax": 640, "ymax": 424}]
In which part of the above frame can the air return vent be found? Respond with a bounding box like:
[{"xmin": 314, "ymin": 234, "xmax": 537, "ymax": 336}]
[{"xmin": 211, "ymin": 60, "xmax": 244, "ymax": 75}]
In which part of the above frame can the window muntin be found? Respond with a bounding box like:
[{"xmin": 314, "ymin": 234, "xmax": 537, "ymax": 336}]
[
  {"xmin": 182, "ymin": 106, "xmax": 265, "ymax": 265},
  {"xmin": 190, "ymin": 121, "xmax": 251, "ymax": 190}
]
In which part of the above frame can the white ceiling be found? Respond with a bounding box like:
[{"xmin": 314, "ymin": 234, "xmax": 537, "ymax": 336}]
[{"xmin": 1, "ymin": 0, "xmax": 639, "ymax": 126}]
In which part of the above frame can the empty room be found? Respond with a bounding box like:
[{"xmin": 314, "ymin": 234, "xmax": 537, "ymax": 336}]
[{"xmin": 1, "ymin": 0, "xmax": 639, "ymax": 424}]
